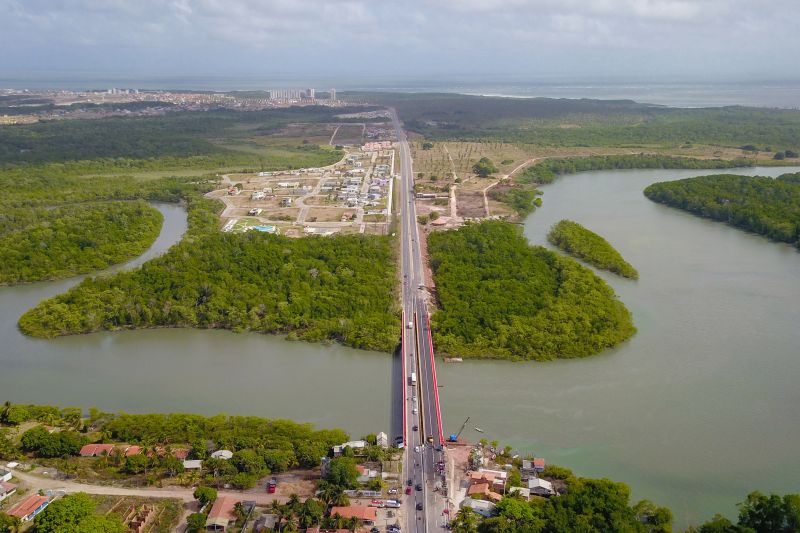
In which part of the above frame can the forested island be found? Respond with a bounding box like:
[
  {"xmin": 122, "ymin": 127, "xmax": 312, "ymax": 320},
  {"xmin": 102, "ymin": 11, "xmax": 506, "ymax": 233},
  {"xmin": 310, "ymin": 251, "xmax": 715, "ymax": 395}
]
[
  {"xmin": 547, "ymin": 220, "xmax": 638, "ymax": 279},
  {"xmin": 428, "ymin": 221, "xmax": 635, "ymax": 360},
  {"xmin": 644, "ymin": 172, "xmax": 800, "ymax": 247},
  {"xmin": 18, "ymin": 195, "xmax": 398, "ymax": 351},
  {"xmin": 517, "ymin": 154, "xmax": 757, "ymax": 185},
  {"xmin": 0, "ymin": 201, "xmax": 162, "ymax": 284}
]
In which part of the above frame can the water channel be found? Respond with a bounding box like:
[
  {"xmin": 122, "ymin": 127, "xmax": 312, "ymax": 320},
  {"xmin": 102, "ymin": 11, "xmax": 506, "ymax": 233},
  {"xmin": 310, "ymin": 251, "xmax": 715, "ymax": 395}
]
[{"xmin": 1, "ymin": 168, "xmax": 799, "ymax": 527}]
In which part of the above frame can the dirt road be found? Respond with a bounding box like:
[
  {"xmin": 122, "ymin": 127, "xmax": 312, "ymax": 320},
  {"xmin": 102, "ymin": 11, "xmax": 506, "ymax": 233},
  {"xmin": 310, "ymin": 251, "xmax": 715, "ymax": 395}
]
[{"xmin": 9, "ymin": 468, "xmax": 287, "ymax": 505}]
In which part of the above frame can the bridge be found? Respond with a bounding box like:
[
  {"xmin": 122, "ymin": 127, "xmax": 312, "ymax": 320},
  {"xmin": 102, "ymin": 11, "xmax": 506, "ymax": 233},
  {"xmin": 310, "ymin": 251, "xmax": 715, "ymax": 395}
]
[{"xmin": 391, "ymin": 110, "xmax": 448, "ymax": 532}]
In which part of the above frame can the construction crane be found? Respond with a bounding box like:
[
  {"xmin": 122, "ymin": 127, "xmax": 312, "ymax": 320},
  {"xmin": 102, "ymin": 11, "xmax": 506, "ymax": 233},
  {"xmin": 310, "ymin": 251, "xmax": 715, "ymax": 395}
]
[{"xmin": 448, "ymin": 416, "xmax": 470, "ymax": 442}]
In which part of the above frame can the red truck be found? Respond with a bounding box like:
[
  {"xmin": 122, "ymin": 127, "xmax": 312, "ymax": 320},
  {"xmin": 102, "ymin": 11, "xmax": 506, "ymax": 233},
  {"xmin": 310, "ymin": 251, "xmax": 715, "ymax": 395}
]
[{"xmin": 267, "ymin": 478, "xmax": 277, "ymax": 493}]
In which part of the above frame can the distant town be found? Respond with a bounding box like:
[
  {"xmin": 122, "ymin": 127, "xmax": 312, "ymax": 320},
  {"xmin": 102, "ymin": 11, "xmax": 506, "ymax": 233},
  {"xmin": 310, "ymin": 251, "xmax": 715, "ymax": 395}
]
[{"xmin": 0, "ymin": 87, "xmax": 345, "ymax": 125}]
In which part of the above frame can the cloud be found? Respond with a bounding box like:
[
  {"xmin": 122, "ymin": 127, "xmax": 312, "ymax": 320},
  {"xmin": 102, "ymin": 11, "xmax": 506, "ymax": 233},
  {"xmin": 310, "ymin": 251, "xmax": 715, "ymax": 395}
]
[{"xmin": 0, "ymin": 0, "xmax": 796, "ymax": 79}]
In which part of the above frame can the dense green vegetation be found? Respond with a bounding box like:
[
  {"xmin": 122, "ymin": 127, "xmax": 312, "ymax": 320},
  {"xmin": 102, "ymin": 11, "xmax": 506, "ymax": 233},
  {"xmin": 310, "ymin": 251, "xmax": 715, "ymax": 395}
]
[
  {"xmin": 428, "ymin": 221, "xmax": 635, "ymax": 360},
  {"xmin": 0, "ymin": 200, "xmax": 162, "ymax": 283},
  {"xmin": 473, "ymin": 157, "xmax": 498, "ymax": 177},
  {"xmin": 33, "ymin": 493, "xmax": 125, "ymax": 533},
  {"xmin": 18, "ymin": 194, "xmax": 398, "ymax": 350},
  {"xmin": 0, "ymin": 107, "xmax": 356, "ymax": 166},
  {"xmin": 1, "ymin": 402, "xmax": 351, "ymax": 490},
  {"xmin": 356, "ymin": 92, "xmax": 800, "ymax": 150},
  {"xmin": 517, "ymin": 154, "xmax": 756, "ymax": 185},
  {"xmin": 644, "ymin": 172, "xmax": 800, "ymax": 247},
  {"xmin": 489, "ymin": 186, "xmax": 542, "ymax": 216},
  {"xmin": 454, "ymin": 483, "xmax": 800, "ymax": 533},
  {"xmin": 548, "ymin": 220, "xmax": 638, "ymax": 279},
  {"xmin": 693, "ymin": 492, "xmax": 800, "ymax": 533}
]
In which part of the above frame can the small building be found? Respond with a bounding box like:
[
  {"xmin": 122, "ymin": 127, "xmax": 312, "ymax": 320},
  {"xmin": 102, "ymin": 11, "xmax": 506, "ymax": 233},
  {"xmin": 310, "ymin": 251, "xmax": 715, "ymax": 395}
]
[
  {"xmin": 0, "ymin": 469, "xmax": 11, "ymax": 482},
  {"xmin": 528, "ymin": 477, "xmax": 554, "ymax": 496},
  {"xmin": 332, "ymin": 440, "xmax": 368, "ymax": 456},
  {"xmin": 0, "ymin": 481, "xmax": 17, "ymax": 502},
  {"xmin": 509, "ymin": 486, "xmax": 531, "ymax": 499},
  {"xmin": 205, "ymin": 496, "xmax": 239, "ymax": 531},
  {"xmin": 280, "ymin": 197, "xmax": 293, "ymax": 207},
  {"xmin": 376, "ymin": 432, "xmax": 389, "ymax": 449},
  {"xmin": 183, "ymin": 459, "xmax": 202, "ymax": 470},
  {"xmin": 251, "ymin": 191, "xmax": 266, "ymax": 200},
  {"xmin": 522, "ymin": 458, "xmax": 546, "ymax": 476},
  {"xmin": 79, "ymin": 443, "xmax": 115, "ymax": 457},
  {"xmin": 8, "ymin": 494, "xmax": 50, "ymax": 522},
  {"xmin": 329, "ymin": 505, "xmax": 377, "ymax": 525},
  {"xmin": 248, "ymin": 208, "xmax": 262, "ymax": 216},
  {"xmin": 460, "ymin": 497, "xmax": 496, "ymax": 518},
  {"xmin": 210, "ymin": 450, "xmax": 233, "ymax": 460},
  {"xmin": 121, "ymin": 445, "xmax": 142, "ymax": 457}
]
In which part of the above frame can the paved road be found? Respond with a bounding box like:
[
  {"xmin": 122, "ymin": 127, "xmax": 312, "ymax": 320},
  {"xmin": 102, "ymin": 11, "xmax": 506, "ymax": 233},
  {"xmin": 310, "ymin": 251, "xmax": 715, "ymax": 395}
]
[{"xmin": 391, "ymin": 110, "xmax": 448, "ymax": 533}]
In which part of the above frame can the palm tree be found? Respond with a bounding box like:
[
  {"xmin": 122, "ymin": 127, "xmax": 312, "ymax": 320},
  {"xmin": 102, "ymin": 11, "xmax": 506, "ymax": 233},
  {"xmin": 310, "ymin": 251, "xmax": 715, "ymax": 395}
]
[
  {"xmin": 1, "ymin": 401, "xmax": 11, "ymax": 423},
  {"xmin": 278, "ymin": 505, "xmax": 294, "ymax": 532},
  {"xmin": 287, "ymin": 493, "xmax": 300, "ymax": 514},
  {"xmin": 346, "ymin": 516, "xmax": 360, "ymax": 532}
]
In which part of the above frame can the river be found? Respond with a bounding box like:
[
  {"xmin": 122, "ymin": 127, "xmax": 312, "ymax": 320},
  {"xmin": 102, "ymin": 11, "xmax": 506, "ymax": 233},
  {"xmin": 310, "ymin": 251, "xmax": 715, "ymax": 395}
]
[
  {"xmin": 438, "ymin": 165, "xmax": 800, "ymax": 527},
  {"xmin": 0, "ymin": 203, "xmax": 392, "ymax": 436},
  {"xmin": 1, "ymin": 169, "xmax": 799, "ymax": 528}
]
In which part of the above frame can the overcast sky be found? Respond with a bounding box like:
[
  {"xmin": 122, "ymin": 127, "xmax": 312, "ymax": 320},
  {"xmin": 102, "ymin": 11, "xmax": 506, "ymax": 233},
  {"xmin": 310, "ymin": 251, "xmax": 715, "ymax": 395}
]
[{"xmin": 2, "ymin": 0, "xmax": 797, "ymax": 83}]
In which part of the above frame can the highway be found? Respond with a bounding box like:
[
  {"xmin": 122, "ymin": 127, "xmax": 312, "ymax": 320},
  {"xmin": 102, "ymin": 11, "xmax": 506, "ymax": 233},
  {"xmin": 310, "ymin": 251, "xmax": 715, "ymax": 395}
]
[{"xmin": 392, "ymin": 109, "xmax": 448, "ymax": 532}]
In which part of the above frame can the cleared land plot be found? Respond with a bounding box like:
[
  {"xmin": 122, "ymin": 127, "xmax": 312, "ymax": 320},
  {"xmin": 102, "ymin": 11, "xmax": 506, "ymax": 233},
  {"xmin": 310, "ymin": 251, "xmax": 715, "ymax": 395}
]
[
  {"xmin": 306, "ymin": 207, "xmax": 355, "ymax": 222},
  {"xmin": 331, "ymin": 124, "xmax": 365, "ymax": 145},
  {"xmin": 455, "ymin": 191, "xmax": 487, "ymax": 218},
  {"xmin": 90, "ymin": 494, "xmax": 183, "ymax": 533}
]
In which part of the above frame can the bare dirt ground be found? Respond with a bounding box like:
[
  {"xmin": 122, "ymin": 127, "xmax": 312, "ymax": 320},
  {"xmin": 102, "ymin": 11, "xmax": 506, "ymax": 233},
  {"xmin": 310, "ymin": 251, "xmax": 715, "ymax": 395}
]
[{"xmin": 455, "ymin": 191, "xmax": 487, "ymax": 218}]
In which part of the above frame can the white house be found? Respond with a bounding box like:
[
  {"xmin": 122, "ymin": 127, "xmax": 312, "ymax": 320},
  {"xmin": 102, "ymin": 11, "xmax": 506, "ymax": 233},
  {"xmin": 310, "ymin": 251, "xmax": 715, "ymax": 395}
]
[
  {"xmin": 0, "ymin": 469, "xmax": 11, "ymax": 483},
  {"xmin": 183, "ymin": 460, "xmax": 203, "ymax": 470},
  {"xmin": 528, "ymin": 477, "xmax": 554, "ymax": 496},
  {"xmin": 461, "ymin": 497, "xmax": 496, "ymax": 518},
  {"xmin": 376, "ymin": 432, "xmax": 389, "ymax": 448},
  {"xmin": 210, "ymin": 450, "xmax": 233, "ymax": 460},
  {"xmin": 0, "ymin": 481, "xmax": 17, "ymax": 503},
  {"xmin": 332, "ymin": 440, "xmax": 368, "ymax": 456}
]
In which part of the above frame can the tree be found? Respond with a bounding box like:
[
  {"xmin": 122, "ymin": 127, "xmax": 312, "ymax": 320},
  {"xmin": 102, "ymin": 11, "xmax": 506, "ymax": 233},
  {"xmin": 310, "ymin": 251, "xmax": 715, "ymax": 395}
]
[
  {"xmin": 472, "ymin": 157, "xmax": 497, "ymax": 178},
  {"xmin": 422, "ymin": 142, "xmax": 434, "ymax": 150},
  {"xmin": 324, "ymin": 457, "xmax": 359, "ymax": 489},
  {"xmin": 0, "ymin": 513, "xmax": 21, "ymax": 533},
  {"xmin": 737, "ymin": 491, "xmax": 800, "ymax": 533},
  {"xmin": 186, "ymin": 512, "xmax": 207, "ymax": 532},
  {"xmin": 507, "ymin": 469, "xmax": 522, "ymax": 489},
  {"xmin": 160, "ymin": 454, "xmax": 184, "ymax": 477},
  {"xmin": 193, "ymin": 486, "xmax": 217, "ymax": 507},
  {"xmin": 451, "ymin": 507, "xmax": 480, "ymax": 533},
  {"xmin": 695, "ymin": 514, "xmax": 739, "ymax": 533},
  {"xmin": 633, "ymin": 499, "xmax": 673, "ymax": 533},
  {"xmin": 34, "ymin": 492, "xmax": 124, "ymax": 533},
  {"xmin": 298, "ymin": 498, "xmax": 324, "ymax": 528},
  {"xmin": 231, "ymin": 449, "xmax": 266, "ymax": 475},
  {"xmin": 123, "ymin": 453, "xmax": 150, "ymax": 474},
  {"xmin": 774, "ymin": 151, "xmax": 786, "ymax": 160}
]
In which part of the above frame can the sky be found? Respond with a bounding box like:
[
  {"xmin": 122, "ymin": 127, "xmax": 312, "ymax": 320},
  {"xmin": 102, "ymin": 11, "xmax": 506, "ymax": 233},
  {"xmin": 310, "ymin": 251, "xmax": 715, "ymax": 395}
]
[{"xmin": 1, "ymin": 0, "xmax": 798, "ymax": 84}]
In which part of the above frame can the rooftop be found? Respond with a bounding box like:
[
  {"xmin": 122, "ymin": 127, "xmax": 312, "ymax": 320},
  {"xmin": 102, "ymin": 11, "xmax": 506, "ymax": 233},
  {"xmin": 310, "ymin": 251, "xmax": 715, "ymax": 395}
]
[{"xmin": 8, "ymin": 494, "xmax": 49, "ymax": 519}]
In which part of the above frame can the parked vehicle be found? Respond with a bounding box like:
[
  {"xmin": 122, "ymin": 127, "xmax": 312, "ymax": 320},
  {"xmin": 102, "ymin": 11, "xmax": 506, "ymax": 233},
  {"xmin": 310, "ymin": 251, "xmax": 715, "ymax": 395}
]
[{"xmin": 267, "ymin": 478, "xmax": 277, "ymax": 493}]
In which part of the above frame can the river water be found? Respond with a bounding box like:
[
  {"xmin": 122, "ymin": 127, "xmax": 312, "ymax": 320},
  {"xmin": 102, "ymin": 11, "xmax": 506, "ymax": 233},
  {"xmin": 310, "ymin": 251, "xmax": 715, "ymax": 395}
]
[
  {"xmin": 438, "ymin": 165, "xmax": 800, "ymax": 527},
  {"xmin": 1, "ymin": 169, "xmax": 799, "ymax": 527}
]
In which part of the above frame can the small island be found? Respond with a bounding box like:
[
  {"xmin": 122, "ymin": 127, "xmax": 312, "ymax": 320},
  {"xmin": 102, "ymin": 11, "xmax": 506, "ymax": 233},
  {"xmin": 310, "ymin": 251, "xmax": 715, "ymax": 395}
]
[
  {"xmin": 547, "ymin": 220, "xmax": 639, "ymax": 279},
  {"xmin": 428, "ymin": 220, "xmax": 635, "ymax": 361},
  {"xmin": 644, "ymin": 172, "xmax": 800, "ymax": 248}
]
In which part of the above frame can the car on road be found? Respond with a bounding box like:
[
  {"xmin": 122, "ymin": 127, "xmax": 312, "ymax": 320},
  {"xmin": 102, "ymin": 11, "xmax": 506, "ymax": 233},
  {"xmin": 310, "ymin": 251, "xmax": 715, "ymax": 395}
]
[
  {"xmin": 370, "ymin": 500, "xmax": 384, "ymax": 508},
  {"xmin": 412, "ymin": 425, "xmax": 418, "ymax": 431},
  {"xmin": 414, "ymin": 445, "xmax": 420, "ymax": 452},
  {"xmin": 412, "ymin": 407, "xmax": 418, "ymax": 414},
  {"xmin": 415, "ymin": 483, "xmax": 422, "ymax": 491},
  {"xmin": 370, "ymin": 528, "xmax": 380, "ymax": 533},
  {"xmin": 388, "ymin": 488, "xmax": 398, "ymax": 494},
  {"xmin": 405, "ymin": 486, "xmax": 412, "ymax": 495},
  {"xmin": 407, "ymin": 479, "xmax": 413, "ymax": 486},
  {"xmin": 416, "ymin": 503, "xmax": 423, "ymax": 511}
]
